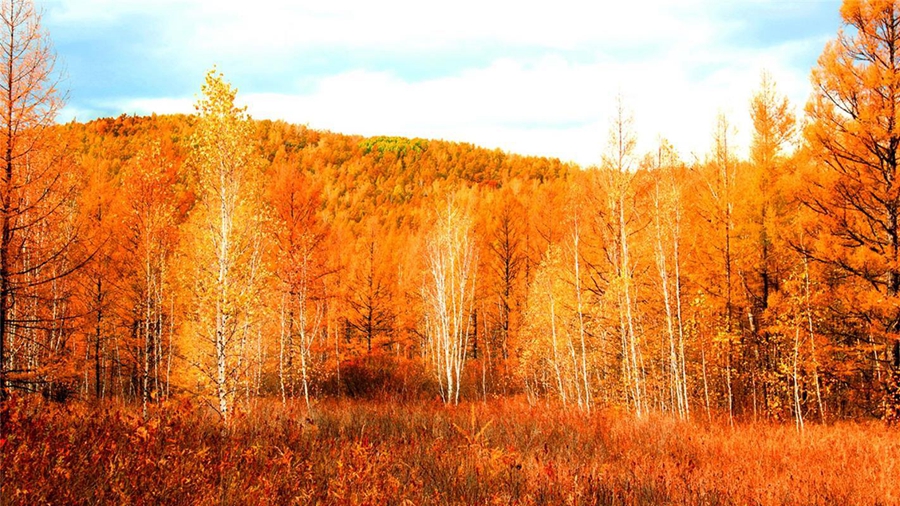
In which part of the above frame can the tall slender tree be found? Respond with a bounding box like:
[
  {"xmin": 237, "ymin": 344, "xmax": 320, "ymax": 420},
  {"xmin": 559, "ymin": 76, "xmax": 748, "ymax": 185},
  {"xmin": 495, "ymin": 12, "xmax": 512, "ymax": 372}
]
[
  {"xmin": 749, "ymin": 72, "xmax": 795, "ymax": 310},
  {"xmin": 485, "ymin": 188, "xmax": 526, "ymax": 363},
  {"xmin": 423, "ymin": 196, "xmax": 477, "ymax": 405},
  {"xmin": 746, "ymin": 72, "xmax": 796, "ymax": 419},
  {"xmin": 0, "ymin": 0, "xmax": 69, "ymax": 400},
  {"xmin": 651, "ymin": 141, "xmax": 689, "ymax": 418},
  {"xmin": 347, "ymin": 230, "xmax": 395, "ymax": 355},
  {"xmin": 185, "ymin": 70, "xmax": 264, "ymax": 422},
  {"xmin": 269, "ymin": 159, "xmax": 328, "ymax": 410},
  {"xmin": 603, "ymin": 97, "xmax": 645, "ymax": 416}
]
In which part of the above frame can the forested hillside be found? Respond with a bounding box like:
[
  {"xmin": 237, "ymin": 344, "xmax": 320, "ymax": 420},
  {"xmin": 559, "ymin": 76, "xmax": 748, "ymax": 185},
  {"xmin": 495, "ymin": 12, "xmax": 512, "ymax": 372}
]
[
  {"xmin": 0, "ymin": 0, "xmax": 899, "ymax": 424},
  {"xmin": 11, "ymin": 104, "xmax": 580, "ymax": 410},
  {"xmin": 4, "ymin": 55, "xmax": 896, "ymax": 425}
]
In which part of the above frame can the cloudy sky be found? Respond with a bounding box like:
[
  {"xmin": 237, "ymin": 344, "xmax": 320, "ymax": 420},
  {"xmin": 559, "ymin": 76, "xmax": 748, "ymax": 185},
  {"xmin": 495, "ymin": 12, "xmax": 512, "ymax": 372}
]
[{"xmin": 43, "ymin": 0, "xmax": 841, "ymax": 167}]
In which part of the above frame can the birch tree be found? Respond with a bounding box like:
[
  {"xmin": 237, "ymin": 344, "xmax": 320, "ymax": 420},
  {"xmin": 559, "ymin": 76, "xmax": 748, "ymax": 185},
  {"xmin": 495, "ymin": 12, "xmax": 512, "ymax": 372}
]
[
  {"xmin": 521, "ymin": 245, "xmax": 570, "ymax": 405},
  {"xmin": 423, "ymin": 197, "xmax": 477, "ymax": 405},
  {"xmin": 652, "ymin": 141, "xmax": 689, "ymax": 418},
  {"xmin": 520, "ymin": 240, "xmax": 593, "ymax": 410},
  {"xmin": 697, "ymin": 114, "xmax": 739, "ymax": 425},
  {"xmin": 186, "ymin": 70, "xmax": 264, "ymax": 423},
  {"xmin": 603, "ymin": 98, "xmax": 645, "ymax": 416},
  {"xmin": 121, "ymin": 142, "xmax": 181, "ymax": 416}
]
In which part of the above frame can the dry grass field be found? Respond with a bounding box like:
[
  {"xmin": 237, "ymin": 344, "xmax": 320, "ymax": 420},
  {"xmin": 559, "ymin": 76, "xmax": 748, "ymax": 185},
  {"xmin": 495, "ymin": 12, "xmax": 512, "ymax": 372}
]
[{"xmin": 2, "ymin": 397, "xmax": 898, "ymax": 505}]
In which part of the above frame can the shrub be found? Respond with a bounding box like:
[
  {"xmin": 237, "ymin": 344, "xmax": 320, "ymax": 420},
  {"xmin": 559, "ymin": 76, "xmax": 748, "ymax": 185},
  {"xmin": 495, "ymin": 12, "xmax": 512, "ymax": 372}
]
[{"xmin": 321, "ymin": 353, "xmax": 436, "ymax": 401}]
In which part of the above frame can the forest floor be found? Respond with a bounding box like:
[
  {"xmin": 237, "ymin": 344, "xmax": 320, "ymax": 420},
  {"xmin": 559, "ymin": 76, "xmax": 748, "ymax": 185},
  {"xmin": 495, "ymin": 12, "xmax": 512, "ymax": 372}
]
[{"xmin": 1, "ymin": 396, "xmax": 898, "ymax": 505}]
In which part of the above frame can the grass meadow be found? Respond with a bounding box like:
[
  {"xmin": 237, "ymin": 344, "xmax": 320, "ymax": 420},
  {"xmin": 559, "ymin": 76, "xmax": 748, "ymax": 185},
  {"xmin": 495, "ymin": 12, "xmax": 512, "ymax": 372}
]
[{"xmin": 2, "ymin": 396, "xmax": 899, "ymax": 505}]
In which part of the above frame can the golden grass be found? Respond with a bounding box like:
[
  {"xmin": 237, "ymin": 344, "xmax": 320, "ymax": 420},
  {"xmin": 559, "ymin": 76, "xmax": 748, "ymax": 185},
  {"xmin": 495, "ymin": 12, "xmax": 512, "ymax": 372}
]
[{"xmin": 1, "ymin": 396, "xmax": 898, "ymax": 505}]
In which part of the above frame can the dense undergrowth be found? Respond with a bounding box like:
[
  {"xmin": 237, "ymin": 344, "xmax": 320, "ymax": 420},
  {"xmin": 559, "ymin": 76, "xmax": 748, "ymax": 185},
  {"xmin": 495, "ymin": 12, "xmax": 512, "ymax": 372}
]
[{"xmin": 1, "ymin": 396, "xmax": 898, "ymax": 505}]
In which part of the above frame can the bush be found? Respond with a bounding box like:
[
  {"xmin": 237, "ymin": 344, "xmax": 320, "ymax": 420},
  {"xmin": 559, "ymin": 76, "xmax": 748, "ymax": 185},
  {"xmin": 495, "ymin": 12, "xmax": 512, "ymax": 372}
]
[{"xmin": 321, "ymin": 353, "xmax": 436, "ymax": 401}]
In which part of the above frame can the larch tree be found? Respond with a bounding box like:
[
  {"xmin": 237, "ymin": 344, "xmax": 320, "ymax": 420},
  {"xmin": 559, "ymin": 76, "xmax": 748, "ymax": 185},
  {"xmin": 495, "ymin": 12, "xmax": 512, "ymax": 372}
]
[
  {"xmin": 269, "ymin": 159, "xmax": 328, "ymax": 410},
  {"xmin": 185, "ymin": 70, "xmax": 265, "ymax": 423},
  {"xmin": 749, "ymin": 71, "xmax": 795, "ymax": 311},
  {"xmin": 75, "ymin": 156, "xmax": 120, "ymax": 402},
  {"xmin": 346, "ymin": 225, "xmax": 395, "ymax": 355},
  {"xmin": 804, "ymin": 0, "xmax": 900, "ymax": 416},
  {"xmin": 0, "ymin": 0, "xmax": 73, "ymax": 401},
  {"xmin": 471, "ymin": 185, "xmax": 528, "ymax": 396},
  {"xmin": 485, "ymin": 187, "xmax": 526, "ymax": 364},
  {"xmin": 746, "ymin": 72, "xmax": 797, "ymax": 419}
]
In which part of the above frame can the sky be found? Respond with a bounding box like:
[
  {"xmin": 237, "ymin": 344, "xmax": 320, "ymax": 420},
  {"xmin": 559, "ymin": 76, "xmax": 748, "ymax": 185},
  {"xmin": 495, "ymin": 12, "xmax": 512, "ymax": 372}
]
[{"xmin": 43, "ymin": 0, "xmax": 842, "ymax": 167}]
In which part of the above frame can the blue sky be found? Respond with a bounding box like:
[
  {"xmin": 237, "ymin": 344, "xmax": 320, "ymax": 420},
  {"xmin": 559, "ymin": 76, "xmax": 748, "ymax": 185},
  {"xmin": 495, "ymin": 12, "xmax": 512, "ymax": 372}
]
[{"xmin": 43, "ymin": 0, "xmax": 842, "ymax": 167}]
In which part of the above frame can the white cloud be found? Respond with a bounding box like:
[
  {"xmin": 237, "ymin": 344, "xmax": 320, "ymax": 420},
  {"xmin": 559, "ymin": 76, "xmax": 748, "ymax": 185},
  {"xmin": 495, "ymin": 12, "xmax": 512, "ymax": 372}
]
[
  {"xmin": 57, "ymin": 104, "xmax": 101, "ymax": 123},
  {"xmin": 46, "ymin": 0, "xmax": 837, "ymax": 167},
  {"xmin": 241, "ymin": 38, "xmax": 820, "ymax": 166}
]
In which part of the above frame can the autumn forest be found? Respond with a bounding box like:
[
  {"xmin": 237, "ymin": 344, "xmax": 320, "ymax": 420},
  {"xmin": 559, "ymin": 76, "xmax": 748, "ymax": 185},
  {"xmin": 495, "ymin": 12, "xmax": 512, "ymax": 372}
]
[{"xmin": 3, "ymin": 0, "xmax": 900, "ymax": 504}]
